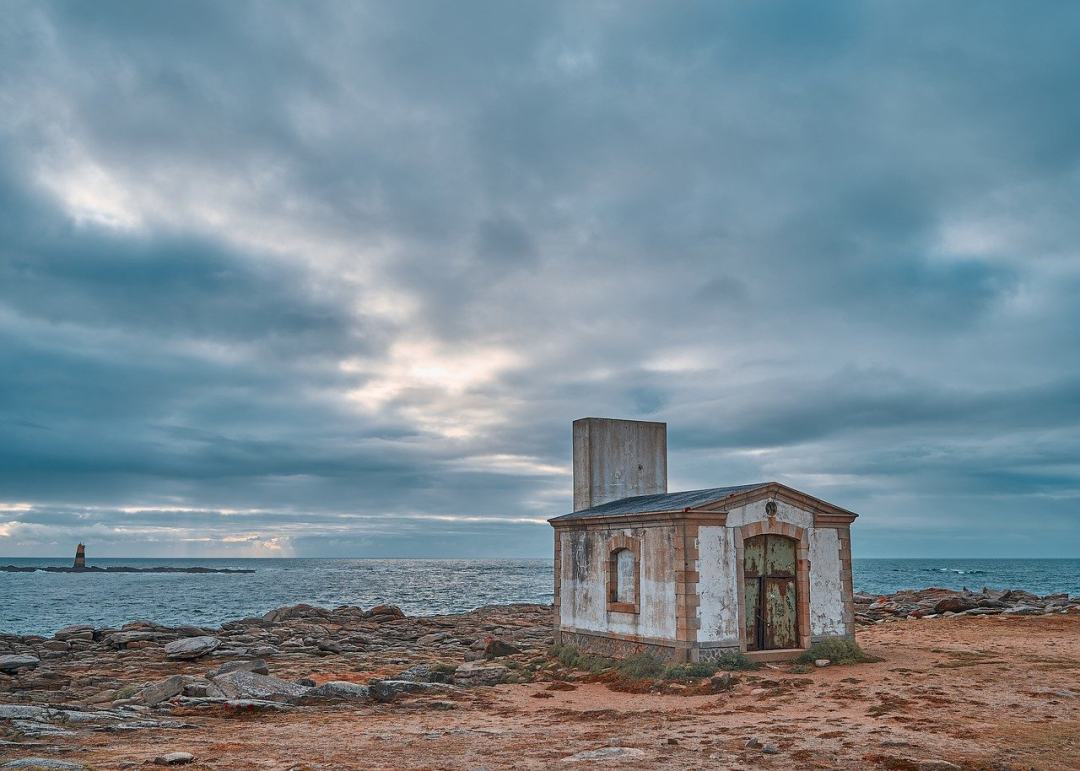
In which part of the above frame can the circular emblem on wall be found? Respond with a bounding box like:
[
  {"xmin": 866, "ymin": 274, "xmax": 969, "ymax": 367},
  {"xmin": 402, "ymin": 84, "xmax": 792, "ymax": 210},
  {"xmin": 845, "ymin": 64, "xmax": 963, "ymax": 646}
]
[{"xmin": 765, "ymin": 501, "xmax": 777, "ymax": 519}]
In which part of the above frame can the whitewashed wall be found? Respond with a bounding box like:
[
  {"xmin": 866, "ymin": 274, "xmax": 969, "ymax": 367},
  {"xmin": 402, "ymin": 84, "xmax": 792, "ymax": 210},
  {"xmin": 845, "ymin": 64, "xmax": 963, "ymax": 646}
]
[
  {"xmin": 697, "ymin": 499, "xmax": 847, "ymax": 644},
  {"xmin": 808, "ymin": 527, "xmax": 845, "ymax": 637},
  {"xmin": 558, "ymin": 525, "xmax": 677, "ymax": 639}
]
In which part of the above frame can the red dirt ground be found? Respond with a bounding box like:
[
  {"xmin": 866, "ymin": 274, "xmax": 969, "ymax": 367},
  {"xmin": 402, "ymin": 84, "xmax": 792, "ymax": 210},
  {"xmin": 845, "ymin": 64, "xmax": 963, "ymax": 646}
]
[{"xmin": 5, "ymin": 614, "xmax": 1080, "ymax": 769}]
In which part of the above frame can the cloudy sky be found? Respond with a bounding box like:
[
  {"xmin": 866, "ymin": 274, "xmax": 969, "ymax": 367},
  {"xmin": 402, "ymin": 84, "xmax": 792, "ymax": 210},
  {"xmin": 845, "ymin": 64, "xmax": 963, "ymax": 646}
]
[{"xmin": 1, "ymin": 1, "xmax": 1078, "ymax": 559}]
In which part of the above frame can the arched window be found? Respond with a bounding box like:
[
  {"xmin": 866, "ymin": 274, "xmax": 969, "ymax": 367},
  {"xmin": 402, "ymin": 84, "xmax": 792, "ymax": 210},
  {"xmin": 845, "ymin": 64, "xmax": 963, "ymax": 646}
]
[{"xmin": 607, "ymin": 541, "xmax": 639, "ymax": 613}]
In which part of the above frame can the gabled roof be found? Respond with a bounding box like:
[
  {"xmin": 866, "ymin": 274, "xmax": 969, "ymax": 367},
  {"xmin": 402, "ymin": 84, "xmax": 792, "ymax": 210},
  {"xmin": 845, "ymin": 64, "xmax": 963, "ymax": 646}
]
[
  {"xmin": 549, "ymin": 483, "xmax": 768, "ymax": 521},
  {"xmin": 548, "ymin": 481, "xmax": 859, "ymax": 523}
]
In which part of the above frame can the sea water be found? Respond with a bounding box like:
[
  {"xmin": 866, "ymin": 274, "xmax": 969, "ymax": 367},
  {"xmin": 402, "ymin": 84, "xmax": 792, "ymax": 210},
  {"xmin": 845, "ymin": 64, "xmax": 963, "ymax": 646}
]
[{"xmin": 2, "ymin": 557, "xmax": 1078, "ymax": 637}]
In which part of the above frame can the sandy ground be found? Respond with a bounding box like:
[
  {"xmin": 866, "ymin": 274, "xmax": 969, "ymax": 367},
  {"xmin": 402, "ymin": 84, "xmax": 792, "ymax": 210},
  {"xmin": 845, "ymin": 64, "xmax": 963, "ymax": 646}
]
[{"xmin": 4, "ymin": 614, "xmax": 1079, "ymax": 770}]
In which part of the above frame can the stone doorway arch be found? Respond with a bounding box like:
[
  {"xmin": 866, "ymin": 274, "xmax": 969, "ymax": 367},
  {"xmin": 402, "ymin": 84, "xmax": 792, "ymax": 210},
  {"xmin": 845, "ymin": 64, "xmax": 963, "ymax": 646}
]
[{"xmin": 733, "ymin": 518, "xmax": 812, "ymax": 652}]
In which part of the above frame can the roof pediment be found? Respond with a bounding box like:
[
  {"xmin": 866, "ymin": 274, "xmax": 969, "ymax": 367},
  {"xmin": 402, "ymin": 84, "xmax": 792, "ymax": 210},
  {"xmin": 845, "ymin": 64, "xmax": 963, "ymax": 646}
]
[{"xmin": 549, "ymin": 482, "xmax": 858, "ymax": 524}]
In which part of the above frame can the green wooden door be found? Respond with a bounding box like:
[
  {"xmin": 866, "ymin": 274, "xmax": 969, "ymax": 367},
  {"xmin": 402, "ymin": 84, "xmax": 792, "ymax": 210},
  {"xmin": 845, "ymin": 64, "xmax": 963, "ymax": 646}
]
[{"xmin": 743, "ymin": 534, "xmax": 798, "ymax": 650}]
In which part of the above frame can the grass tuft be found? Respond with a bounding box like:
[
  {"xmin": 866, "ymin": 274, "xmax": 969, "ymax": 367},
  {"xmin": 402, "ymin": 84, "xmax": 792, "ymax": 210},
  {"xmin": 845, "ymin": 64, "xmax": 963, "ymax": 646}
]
[
  {"xmin": 662, "ymin": 661, "xmax": 718, "ymax": 680},
  {"xmin": 713, "ymin": 651, "xmax": 761, "ymax": 671},
  {"xmin": 549, "ymin": 643, "xmax": 615, "ymax": 674},
  {"xmin": 796, "ymin": 638, "xmax": 883, "ymax": 665},
  {"xmin": 616, "ymin": 653, "xmax": 665, "ymax": 680}
]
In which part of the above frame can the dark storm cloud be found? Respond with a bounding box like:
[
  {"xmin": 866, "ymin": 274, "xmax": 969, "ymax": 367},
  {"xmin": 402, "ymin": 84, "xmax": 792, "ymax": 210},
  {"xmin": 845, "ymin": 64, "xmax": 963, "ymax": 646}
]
[{"xmin": 1, "ymin": 1, "xmax": 1078, "ymax": 557}]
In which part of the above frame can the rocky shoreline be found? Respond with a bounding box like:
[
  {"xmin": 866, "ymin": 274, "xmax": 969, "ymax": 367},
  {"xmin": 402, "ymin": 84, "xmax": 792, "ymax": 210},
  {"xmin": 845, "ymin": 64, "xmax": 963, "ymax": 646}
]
[
  {"xmin": 854, "ymin": 586, "xmax": 1080, "ymax": 623},
  {"xmin": 1, "ymin": 588, "xmax": 1078, "ymax": 769}
]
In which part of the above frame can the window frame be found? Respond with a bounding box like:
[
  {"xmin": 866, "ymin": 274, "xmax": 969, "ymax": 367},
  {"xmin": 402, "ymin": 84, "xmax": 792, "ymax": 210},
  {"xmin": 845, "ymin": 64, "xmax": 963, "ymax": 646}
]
[{"xmin": 606, "ymin": 535, "xmax": 641, "ymax": 615}]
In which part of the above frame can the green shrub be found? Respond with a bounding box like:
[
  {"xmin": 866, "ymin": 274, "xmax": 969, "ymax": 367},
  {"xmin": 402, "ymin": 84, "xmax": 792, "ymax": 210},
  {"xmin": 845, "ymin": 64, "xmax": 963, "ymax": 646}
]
[
  {"xmin": 713, "ymin": 651, "xmax": 761, "ymax": 671},
  {"xmin": 662, "ymin": 661, "xmax": 719, "ymax": 680},
  {"xmin": 549, "ymin": 643, "xmax": 614, "ymax": 674},
  {"xmin": 616, "ymin": 653, "xmax": 665, "ymax": 680},
  {"xmin": 795, "ymin": 638, "xmax": 882, "ymax": 665}
]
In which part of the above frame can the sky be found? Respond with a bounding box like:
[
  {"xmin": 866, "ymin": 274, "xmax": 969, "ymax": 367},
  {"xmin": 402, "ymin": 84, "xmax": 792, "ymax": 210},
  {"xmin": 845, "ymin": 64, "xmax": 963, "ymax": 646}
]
[{"xmin": 1, "ymin": 1, "xmax": 1078, "ymax": 559}]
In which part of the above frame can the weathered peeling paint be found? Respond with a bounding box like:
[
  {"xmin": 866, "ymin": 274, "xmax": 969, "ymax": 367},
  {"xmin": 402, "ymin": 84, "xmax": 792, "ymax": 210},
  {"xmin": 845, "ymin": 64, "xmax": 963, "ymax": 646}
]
[
  {"xmin": 724, "ymin": 498, "xmax": 812, "ymax": 529},
  {"xmin": 697, "ymin": 500, "xmax": 847, "ymax": 646},
  {"xmin": 558, "ymin": 525, "xmax": 677, "ymax": 639},
  {"xmin": 809, "ymin": 527, "xmax": 846, "ymax": 637},
  {"xmin": 696, "ymin": 525, "xmax": 740, "ymax": 644}
]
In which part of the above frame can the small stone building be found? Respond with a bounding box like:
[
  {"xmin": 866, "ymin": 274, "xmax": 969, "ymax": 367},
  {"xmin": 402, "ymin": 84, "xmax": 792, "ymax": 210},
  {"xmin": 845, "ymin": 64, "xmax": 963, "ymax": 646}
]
[{"xmin": 549, "ymin": 418, "xmax": 857, "ymax": 662}]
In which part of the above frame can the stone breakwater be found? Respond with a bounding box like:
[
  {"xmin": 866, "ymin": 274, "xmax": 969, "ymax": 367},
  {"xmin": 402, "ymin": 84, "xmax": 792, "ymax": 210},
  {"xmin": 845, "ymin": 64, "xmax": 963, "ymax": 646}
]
[
  {"xmin": 0, "ymin": 565, "xmax": 254, "ymax": 574},
  {"xmin": 853, "ymin": 586, "xmax": 1080, "ymax": 624}
]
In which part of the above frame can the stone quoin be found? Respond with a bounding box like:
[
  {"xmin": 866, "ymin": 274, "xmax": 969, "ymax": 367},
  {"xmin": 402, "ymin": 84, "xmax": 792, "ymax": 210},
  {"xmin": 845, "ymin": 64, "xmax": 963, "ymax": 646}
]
[{"xmin": 549, "ymin": 418, "xmax": 857, "ymax": 663}]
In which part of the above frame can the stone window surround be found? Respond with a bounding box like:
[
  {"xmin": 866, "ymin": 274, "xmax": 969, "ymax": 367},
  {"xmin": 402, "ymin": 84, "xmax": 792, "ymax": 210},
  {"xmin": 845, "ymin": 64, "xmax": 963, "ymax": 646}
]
[{"xmin": 606, "ymin": 534, "xmax": 641, "ymax": 615}]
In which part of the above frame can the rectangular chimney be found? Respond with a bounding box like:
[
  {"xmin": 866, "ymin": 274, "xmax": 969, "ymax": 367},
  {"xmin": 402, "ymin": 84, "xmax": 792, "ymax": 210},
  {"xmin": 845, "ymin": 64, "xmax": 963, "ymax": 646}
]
[{"xmin": 573, "ymin": 417, "xmax": 667, "ymax": 511}]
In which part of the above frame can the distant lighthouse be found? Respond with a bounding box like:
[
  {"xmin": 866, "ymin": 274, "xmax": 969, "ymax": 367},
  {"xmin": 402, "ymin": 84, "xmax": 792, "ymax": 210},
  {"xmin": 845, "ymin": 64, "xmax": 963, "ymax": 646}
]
[{"xmin": 73, "ymin": 543, "xmax": 86, "ymax": 569}]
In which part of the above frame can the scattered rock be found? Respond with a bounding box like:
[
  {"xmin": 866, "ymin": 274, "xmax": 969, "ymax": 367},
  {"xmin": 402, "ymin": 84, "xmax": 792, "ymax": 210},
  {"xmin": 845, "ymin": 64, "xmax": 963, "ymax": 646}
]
[
  {"xmin": 370, "ymin": 679, "xmax": 449, "ymax": 702},
  {"xmin": 546, "ymin": 681, "xmax": 578, "ymax": 692},
  {"xmin": 0, "ymin": 705, "xmax": 52, "ymax": 720},
  {"xmin": 262, "ymin": 604, "xmax": 331, "ymax": 624},
  {"xmin": 222, "ymin": 699, "xmax": 295, "ymax": 712},
  {"xmin": 367, "ymin": 604, "xmax": 406, "ymax": 621},
  {"xmin": 53, "ymin": 625, "xmax": 95, "ymax": 642},
  {"xmin": 933, "ymin": 597, "xmax": 977, "ymax": 614},
  {"xmin": 483, "ymin": 638, "xmax": 521, "ymax": 658},
  {"xmin": 563, "ymin": 747, "xmax": 646, "ymax": 762},
  {"xmin": 104, "ymin": 631, "xmax": 157, "ymax": 648},
  {"xmin": 153, "ymin": 753, "xmax": 194, "ymax": 766},
  {"xmin": 138, "ymin": 674, "xmax": 202, "ymax": 705},
  {"xmin": 396, "ymin": 663, "xmax": 455, "ymax": 683},
  {"xmin": 453, "ymin": 660, "xmax": 508, "ymax": 687},
  {"xmin": 211, "ymin": 670, "xmax": 310, "ymax": 701},
  {"xmin": 814, "ymin": 659, "xmax": 831, "ymax": 668},
  {"xmin": 708, "ymin": 673, "xmax": 739, "ymax": 692},
  {"xmin": 1002, "ymin": 605, "xmax": 1042, "ymax": 616},
  {"xmin": 211, "ymin": 658, "xmax": 270, "ymax": 677},
  {"xmin": 182, "ymin": 681, "xmax": 223, "ymax": 698},
  {"xmin": 306, "ymin": 681, "xmax": 371, "ymax": 701},
  {"xmin": 1, "ymin": 760, "xmax": 86, "ymax": 770},
  {"xmin": 164, "ymin": 636, "xmax": 221, "ymax": 660},
  {"xmin": 0, "ymin": 654, "xmax": 40, "ymax": 673}
]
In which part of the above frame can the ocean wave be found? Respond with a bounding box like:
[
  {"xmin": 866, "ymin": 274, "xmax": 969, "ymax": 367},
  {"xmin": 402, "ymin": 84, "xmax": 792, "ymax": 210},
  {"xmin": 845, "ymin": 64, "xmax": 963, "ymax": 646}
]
[{"xmin": 924, "ymin": 568, "xmax": 986, "ymax": 575}]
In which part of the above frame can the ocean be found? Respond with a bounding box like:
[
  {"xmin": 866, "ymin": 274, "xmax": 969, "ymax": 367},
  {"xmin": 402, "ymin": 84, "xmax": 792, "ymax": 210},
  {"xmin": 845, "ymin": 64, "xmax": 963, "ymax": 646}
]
[{"xmin": 2, "ymin": 557, "xmax": 1078, "ymax": 638}]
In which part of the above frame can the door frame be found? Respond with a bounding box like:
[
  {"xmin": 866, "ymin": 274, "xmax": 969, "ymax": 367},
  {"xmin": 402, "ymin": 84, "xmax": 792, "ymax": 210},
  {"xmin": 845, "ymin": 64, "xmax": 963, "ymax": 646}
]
[
  {"xmin": 742, "ymin": 533, "xmax": 799, "ymax": 651},
  {"xmin": 733, "ymin": 514, "xmax": 812, "ymax": 652}
]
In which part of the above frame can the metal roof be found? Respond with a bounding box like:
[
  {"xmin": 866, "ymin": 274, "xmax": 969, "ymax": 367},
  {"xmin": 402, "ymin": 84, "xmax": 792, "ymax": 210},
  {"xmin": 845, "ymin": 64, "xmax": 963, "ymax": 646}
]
[{"xmin": 550, "ymin": 483, "xmax": 769, "ymax": 521}]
